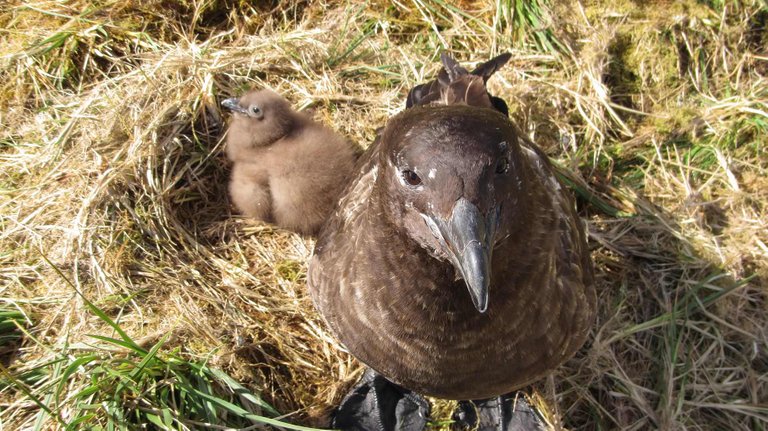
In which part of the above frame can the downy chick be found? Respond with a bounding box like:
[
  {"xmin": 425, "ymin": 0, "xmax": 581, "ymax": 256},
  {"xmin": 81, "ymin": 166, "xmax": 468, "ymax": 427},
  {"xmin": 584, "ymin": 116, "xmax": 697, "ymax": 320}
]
[{"xmin": 223, "ymin": 89, "xmax": 360, "ymax": 236}]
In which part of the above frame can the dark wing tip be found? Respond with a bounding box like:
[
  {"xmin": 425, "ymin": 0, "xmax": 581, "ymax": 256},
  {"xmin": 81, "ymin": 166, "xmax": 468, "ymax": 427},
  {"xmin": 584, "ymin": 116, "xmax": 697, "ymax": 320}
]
[
  {"xmin": 406, "ymin": 84, "xmax": 426, "ymax": 109},
  {"xmin": 440, "ymin": 52, "xmax": 459, "ymax": 69},
  {"xmin": 495, "ymin": 52, "xmax": 513, "ymax": 64},
  {"xmin": 472, "ymin": 52, "xmax": 513, "ymax": 83},
  {"xmin": 440, "ymin": 52, "xmax": 469, "ymax": 82},
  {"xmin": 490, "ymin": 96, "xmax": 509, "ymax": 117},
  {"xmin": 406, "ymin": 80, "xmax": 441, "ymax": 109}
]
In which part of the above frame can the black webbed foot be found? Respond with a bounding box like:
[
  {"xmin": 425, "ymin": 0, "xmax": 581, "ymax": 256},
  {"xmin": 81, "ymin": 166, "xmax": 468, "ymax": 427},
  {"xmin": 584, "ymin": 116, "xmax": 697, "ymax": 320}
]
[
  {"xmin": 451, "ymin": 392, "xmax": 547, "ymax": 431},
  {"xmin": 332, "ymin": 369, "xmax": 431, "ymax": 431}
]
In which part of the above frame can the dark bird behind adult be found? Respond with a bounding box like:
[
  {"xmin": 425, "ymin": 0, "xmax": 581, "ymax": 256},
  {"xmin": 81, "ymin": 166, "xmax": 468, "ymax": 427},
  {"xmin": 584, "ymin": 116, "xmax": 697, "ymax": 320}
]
[{"xmin": 223, "ymin": 89, "xmax": 360, "ymax": 236}]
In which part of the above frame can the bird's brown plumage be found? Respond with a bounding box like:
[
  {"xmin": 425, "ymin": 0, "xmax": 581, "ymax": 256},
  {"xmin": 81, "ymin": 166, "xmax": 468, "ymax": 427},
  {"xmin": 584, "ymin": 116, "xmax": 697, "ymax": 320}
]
[
  {"xmin": 406, "ymin": 52, "xmax": 512, "ymax": 115},
  {"xmin": 308, "ymin": 105, "xmax": 595, "ymax": 400},
  {"xmin": 223, "ymin": 89, "xmax": 360, "ymax": 236}
]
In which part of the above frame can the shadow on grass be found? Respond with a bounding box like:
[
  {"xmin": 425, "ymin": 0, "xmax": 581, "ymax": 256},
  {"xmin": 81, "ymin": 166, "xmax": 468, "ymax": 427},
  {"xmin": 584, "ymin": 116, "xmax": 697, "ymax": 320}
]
[
  {"xmin": 0, "ymin": 308, "xmax": 26, "ymax": 369},
  {"xmin": 547, "ymin": 185, "xmax": 767, "ymax": 430}
]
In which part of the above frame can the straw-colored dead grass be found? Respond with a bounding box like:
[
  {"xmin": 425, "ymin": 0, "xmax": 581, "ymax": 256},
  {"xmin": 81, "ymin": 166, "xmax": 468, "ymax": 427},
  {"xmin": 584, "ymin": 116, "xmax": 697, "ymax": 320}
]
[{"xmin": 1, "ymin": 0, "xmax": 766, "ymax": 429}]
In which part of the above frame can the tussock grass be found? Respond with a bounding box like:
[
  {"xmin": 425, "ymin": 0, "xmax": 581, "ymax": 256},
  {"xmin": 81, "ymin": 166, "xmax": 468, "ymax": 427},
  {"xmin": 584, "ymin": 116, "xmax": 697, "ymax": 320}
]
[{"xmin": 1, "ymin": 0, "xmax": 766, "ymax": 429}]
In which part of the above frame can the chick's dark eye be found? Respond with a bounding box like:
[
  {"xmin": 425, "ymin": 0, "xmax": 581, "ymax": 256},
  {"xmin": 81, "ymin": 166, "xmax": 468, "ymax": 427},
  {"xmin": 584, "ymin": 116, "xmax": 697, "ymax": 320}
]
[
  {"xmin": 402, "ymin": 169, "xmax": 422, "ymax": 186},
  {"xmin": 249, "ymin": 105, "xmax": 263, "ymax": 118},
  {"xmin": 495, "ymin": 157, "xmax": 509, "ymax": 174}
]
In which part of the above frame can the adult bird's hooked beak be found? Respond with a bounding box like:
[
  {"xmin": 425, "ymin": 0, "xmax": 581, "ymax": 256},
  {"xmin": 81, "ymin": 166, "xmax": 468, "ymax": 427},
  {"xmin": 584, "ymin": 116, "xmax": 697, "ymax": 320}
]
[
  {"xmin": 222, "ymin": 97, "xmax": 248, "ymax": 115},
  {"xmin": 430, "ymin": 198, "xmax": 500, "ymax": 313}
]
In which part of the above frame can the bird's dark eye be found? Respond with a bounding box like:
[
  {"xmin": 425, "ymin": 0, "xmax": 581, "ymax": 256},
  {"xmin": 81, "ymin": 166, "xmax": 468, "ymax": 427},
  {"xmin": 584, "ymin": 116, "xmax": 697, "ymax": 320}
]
[
  {"xmin": 402, "ymin": 169, "xmax": 422, "ymax": 186},
  {"xmin": 495, "ymin": 158, "xmax": 509, "ymax": 174},
  {"xmin": 249, "ymin": 105, "xmax": 264, "ymax": 119}
]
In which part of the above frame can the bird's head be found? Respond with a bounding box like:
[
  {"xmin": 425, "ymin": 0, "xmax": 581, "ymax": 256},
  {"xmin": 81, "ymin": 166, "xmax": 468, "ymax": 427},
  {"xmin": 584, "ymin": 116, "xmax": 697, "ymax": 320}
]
[
  {"xmin": 376, "ymin": 105, "xmax": 527, "ymax": 313},
  {"xmin": 222, "ymin": 89, "xmax": 296, "ymax": 148}
]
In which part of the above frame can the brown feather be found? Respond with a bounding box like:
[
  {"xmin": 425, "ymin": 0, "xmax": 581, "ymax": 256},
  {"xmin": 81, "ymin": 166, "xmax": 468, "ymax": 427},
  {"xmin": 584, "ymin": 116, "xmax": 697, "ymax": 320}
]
[
  {"xmin": 471, "ymin": 52, "xmax": 512, "ymax": 83},
  {"xmin": 405, "ymin": 52, "xmax": 511, "ymax": 114}
]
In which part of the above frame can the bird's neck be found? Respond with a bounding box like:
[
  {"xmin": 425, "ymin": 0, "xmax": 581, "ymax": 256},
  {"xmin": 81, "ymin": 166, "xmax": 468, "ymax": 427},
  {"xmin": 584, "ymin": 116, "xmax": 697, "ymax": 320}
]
[{"xmin": 362, "ymin": 187, "xmax": 472, "ymax": 307}]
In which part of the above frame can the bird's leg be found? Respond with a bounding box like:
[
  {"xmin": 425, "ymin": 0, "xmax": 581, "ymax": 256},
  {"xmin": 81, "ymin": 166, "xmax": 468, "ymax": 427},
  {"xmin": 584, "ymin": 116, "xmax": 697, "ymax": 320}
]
[
  {"xmin": 451, "ymin": 392, "xmax": 547, "ymax": 431},
  {"xmin": 332, "ymin": 369, "xmax": 431, "ymax": 431}
]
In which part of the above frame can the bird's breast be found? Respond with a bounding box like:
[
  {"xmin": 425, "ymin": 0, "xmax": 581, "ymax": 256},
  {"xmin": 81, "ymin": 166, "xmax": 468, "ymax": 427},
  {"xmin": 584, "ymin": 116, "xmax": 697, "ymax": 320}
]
[{"xmin": 309, "ymin": 224, "xmax": 590, "ymax": 399}]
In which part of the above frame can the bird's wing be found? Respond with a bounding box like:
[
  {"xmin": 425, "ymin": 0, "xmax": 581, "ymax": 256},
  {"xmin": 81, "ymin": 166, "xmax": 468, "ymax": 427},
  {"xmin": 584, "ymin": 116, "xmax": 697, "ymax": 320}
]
[
  {"xmin": 405, "ymin": 52, "xmax": 511, "ymax": 114},
  {"xmin": 441, "ymin": 74, "xmax": 494, "ymax": 109},
  {"xmin": 516, "ymin": 131, "xmax": 596, "ymax": 303},
  {"xmin": 470, "ymin": 52, "xmax": 512, "ymax": 83}
]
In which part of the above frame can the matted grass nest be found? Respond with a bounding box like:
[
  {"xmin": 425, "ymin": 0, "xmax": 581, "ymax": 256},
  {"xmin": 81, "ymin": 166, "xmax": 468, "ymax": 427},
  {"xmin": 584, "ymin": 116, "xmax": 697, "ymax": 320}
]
[{"xmin": 1, "ymin": 0, "xmax": 766, "ymax": 429}]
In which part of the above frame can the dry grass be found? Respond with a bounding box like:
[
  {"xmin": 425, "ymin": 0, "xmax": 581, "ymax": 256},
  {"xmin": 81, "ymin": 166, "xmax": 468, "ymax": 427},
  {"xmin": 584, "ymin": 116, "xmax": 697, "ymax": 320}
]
[{"xmin": 1, "ymin": 0, "xmax": 766, "ymax": 429}]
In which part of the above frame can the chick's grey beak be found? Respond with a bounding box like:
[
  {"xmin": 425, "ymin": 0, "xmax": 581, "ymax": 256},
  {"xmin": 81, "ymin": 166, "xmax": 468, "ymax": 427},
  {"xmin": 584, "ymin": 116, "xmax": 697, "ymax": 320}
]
[
  {"xmin": 434, "ymin": 198, "xmax": 499, "ymax": 313},
  {"xmin": 222, "ymin": 97, "xmax": 247, "ymax": 115}
]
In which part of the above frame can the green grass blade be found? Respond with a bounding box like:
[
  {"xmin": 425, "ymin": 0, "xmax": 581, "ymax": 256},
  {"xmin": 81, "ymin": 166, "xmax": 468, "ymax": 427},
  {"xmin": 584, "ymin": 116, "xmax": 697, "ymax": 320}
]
[
  {"xmin": 185, "ymin": 386, "xmax": 332, "ymax": 431},
  {"xmin": 204, "ymin": 366, "xmax": 280, "ymax": 416},
  {"xmin": 56, "ymin": 354, "xmax": 99, "ymax": 404},
  {"xmin": 40, "ymin": 253, "xmax": 142, "ymax": 352}
]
